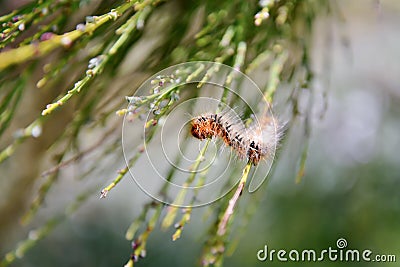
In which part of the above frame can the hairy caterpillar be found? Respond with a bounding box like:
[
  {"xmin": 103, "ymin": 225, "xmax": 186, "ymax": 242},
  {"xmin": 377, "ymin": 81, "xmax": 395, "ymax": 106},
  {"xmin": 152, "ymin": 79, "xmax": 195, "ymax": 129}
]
[{"xmin": 190, "ymin": 110, "xmax": 280, "ymax": 165}]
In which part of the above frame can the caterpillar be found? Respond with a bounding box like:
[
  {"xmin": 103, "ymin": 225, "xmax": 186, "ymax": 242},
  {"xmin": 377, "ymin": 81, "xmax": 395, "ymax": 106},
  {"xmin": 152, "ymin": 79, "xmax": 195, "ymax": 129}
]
[{"xmin": 190, "ymin": 110, "xmax": 280, "ymax": 165}]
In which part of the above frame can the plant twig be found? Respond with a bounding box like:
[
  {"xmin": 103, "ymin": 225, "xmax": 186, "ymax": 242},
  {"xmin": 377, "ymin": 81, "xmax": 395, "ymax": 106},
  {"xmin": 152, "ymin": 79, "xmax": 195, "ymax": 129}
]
[
  {"xmin": 0, "ymin": 0, "xmax": 138, "ymax": 70},
  {"xmin": 0, "ymin": 187, "xmax": 97, "ymax": 267},
  {"xmin": 161, "ymin": 139, "xmax": 210, "ymax": 229},
  {"xmin": 217, "ymin": 161, "xmax": 252, "ymax": 236}
]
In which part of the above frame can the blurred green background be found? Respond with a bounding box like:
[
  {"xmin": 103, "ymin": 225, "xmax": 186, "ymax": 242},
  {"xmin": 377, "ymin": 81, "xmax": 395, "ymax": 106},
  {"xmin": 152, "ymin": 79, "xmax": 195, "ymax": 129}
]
[{"xmin": 1, "ymin": 0, "xmax": 399, "ymax": 267}]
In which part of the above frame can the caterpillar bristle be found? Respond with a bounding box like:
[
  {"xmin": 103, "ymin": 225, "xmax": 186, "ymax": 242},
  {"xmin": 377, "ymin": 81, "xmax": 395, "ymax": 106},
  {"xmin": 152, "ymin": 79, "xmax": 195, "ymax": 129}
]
[{"xmin": 190, "ymin": 110, "xmax": 281, "ymax": 165}]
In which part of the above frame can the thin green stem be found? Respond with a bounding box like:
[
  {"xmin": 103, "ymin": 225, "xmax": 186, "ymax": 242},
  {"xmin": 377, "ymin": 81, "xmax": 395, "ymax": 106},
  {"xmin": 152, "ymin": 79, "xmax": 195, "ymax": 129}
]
[
  {"xmin": 217, "ymin": 161, "xmax": 252, "ymax": 236},
  {"xmin": 0, "ymin": 0, "xmax": 139, "ymax": 70},
  {"xmin": 0, "ymin": 187, "xmax": 96, "ymax": 267},
  {"xmin": 161, "ymin": 139, "xmax": 210, "ymax": 229}
]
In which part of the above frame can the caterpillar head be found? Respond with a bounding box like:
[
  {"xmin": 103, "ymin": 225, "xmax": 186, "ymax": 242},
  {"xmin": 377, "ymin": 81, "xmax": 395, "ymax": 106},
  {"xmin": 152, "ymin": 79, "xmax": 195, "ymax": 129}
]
[{"xmin": 190, "ymin": 115, "xmax": 215, "ymax": 140}]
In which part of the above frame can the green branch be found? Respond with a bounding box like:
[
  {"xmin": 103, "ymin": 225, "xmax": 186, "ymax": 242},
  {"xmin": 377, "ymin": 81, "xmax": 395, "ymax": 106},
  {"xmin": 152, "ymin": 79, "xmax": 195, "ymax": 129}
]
[{"xmin": 0, "ymin": 0, "xmax": 140, "ymax": 70}]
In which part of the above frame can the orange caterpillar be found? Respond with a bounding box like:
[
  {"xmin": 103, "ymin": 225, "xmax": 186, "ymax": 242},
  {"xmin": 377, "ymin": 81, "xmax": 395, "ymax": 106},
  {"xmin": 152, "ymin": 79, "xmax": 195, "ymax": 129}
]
[{"xmin": 190, "ymin": 110, "xmax": 279, "ymax": 165}]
